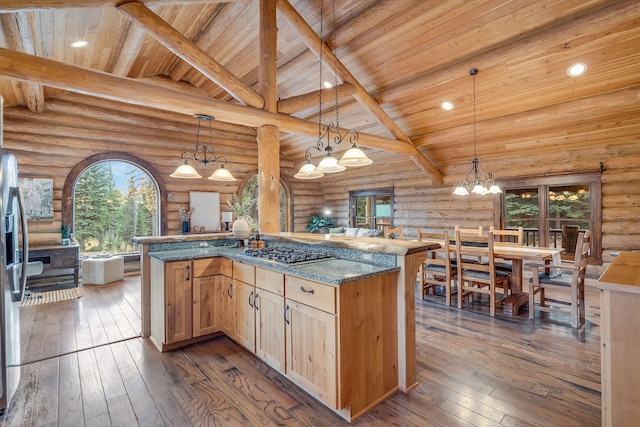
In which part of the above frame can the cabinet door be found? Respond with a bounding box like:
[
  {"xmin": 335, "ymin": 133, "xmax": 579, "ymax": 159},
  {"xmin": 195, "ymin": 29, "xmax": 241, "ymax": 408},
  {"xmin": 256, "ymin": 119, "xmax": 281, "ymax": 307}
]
[
  {"xmin": 285, "ymin": 300, "xmax": 337, "ymax": 408},
  {"xmin": 220, "ymin": 278, "xmax": 235, "ymax": 337},
  {"xmin": 255, "ymin": 289, "xmax": 285, "ymax": 373},
  {"xmin": 234, "ymin": 279, "xmax": 255, "ymax": 352},
  {"xmin": 193, "ymin": 275, "xmax": 220, "ymax": 337},
  {"xmin": 165, "ymin": 261, "xmax": 193, "ymax": 344}
]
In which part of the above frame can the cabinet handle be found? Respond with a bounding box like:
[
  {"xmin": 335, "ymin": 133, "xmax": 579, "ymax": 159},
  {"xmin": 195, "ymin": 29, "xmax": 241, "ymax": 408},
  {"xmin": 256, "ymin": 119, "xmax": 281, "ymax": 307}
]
[
  {"xmin": 249, "ymin": 291, "xmax": 254, "ymax": 308},
  {"xmin": 300, "ymin": 286, "xmax": 315, "ymax": 295},
  {"xmin": 227, "ymin": 284, "xmax": 233, "ymax": 298},
  {"xmin": 254, "ymin": 292, "xmax": 259, "ymax": 311},
  {"xmin": 185, "ymin": 265, "xmax": 190, "ymax": 281},
  {"xmin": 284, "ymin": 305, "xmax": 290, "ymax": 325}
]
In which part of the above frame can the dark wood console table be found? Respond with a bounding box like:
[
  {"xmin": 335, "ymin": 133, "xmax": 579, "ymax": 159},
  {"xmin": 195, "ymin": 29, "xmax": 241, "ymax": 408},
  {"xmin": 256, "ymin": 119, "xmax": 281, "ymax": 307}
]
[{"xmin": 27, "ymin": 244, "xmax": 80, "ymax": 287}]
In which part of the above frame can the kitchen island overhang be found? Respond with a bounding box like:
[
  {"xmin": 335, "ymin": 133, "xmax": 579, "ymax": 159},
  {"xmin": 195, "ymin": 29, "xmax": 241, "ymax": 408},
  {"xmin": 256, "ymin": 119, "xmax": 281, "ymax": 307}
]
[{"xmin": 133, "ymin": 232, "xmax": 435, "ymax": 404}]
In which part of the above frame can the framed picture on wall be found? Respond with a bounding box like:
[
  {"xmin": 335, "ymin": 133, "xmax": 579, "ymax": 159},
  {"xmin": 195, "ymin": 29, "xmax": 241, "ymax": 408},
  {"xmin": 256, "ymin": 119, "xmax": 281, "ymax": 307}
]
[{"xmin": 19, "ymin": 177, "xmax": 54, "ymax": 220}]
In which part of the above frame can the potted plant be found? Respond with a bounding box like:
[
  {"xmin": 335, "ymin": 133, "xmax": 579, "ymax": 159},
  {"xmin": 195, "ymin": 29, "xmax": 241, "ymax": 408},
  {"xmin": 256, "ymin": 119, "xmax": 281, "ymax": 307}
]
[
  {"xmin": 226, "ymin": 193, "xmax": 255, "ymax": 238},
  {"xmin": 61, "ymin": 224, "xmax": 71, "ymax": 246},
  {"xmin": 307, "ymin": 214, "xmax": 335, "ymax": 234},
  {"xmin": 178, "ymin": 205, "xmax": 195, "ymax": 233}
]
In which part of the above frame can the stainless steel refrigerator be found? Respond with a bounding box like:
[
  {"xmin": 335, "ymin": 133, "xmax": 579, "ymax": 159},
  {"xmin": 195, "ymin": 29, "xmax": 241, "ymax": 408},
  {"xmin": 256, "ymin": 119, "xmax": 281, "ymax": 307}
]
[{"xmin": 0, "ymin": 150, "xmax": 29, "ymax": 416}]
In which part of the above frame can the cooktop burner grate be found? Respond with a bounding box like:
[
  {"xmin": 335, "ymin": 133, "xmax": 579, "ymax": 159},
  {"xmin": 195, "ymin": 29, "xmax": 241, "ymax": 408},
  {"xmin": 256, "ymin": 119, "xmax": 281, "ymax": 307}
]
[{"xmin": 243, "ymin": 247, "xmax": 333, "ymax": 264}]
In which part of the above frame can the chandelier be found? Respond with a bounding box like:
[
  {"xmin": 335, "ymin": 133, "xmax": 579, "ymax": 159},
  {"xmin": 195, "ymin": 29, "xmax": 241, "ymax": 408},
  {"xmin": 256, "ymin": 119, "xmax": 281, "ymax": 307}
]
[
  {"xmin": 294, "ymin": 0, "xmax": 372, "ymax": 180},
  {"xmin": 170, "ymin": 114, "xmax": 236, "ymax": 181},
  {"xmin": 453, "ymin": 68, "xmax": 501, "ymax": 196}
]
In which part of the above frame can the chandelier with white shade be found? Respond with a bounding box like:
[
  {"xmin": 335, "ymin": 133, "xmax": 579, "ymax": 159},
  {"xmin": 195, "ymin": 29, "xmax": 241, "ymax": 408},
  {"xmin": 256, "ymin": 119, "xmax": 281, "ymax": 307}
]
[
  {"xmin": 295, "ymin": 0, "xmax": 372, "ymax": 180},
  {"xmin": 170, "ymin": 114, "xmax": 236, "ymax": 182}
]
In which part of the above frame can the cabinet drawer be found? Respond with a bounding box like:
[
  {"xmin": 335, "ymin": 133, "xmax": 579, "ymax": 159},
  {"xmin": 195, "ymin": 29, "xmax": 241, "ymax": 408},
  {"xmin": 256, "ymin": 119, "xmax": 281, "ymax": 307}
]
[
  {"xmin": 50, "ymin": 247, "xmax": 78, "ymax": 268},
  {"xmin": 256, "ymin": 267, "xmax": 284, "ymax": 296},
  {"xmin": 285, "ymin": 276, "xmax": 336, "ymax": 314},
  {"xmin": 233, "ymin": 261, "xmax": 255, "ymax": 285},
  {"xmin": 193, "ymin": 257, "xmax": 229, "ymax": 277}
]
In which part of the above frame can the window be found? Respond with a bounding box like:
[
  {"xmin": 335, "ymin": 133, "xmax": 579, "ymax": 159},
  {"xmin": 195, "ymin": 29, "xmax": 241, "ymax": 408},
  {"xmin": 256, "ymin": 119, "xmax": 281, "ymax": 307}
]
[
  {"xmin": 349, "ymin": 188, "xmax": 394, "ymax": 230},
  {"xmin": 496, "ymin": 173, "xmax": 601, "ymax": 262},
  {"xmin": 240, "ymin": 174, "xmax": 291, "ymax": 232},
  {"xmin": 74, "ymin": 161, "xmax": 159, "ymax": 255}
]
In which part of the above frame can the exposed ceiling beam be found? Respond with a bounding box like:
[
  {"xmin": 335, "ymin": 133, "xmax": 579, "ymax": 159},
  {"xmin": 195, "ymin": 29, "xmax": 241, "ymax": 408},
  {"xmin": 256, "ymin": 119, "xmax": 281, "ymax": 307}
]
[
  {"xmin": 0, "ymin": 12, "xmax": 45, "ymax": 112},
  {"xmin": 110, "ymin": 22, "xmax": 147, "ymax": 76},
  {"xmin": 0, "ymin": 0, "xmax": 247, "ymax": 12},
  {"xmin": 0, "ymin": 47, "xmax": 423, "ymax": 156},
  {"xmin": 278, "ymin": 83, "xmax": 355, "ymax": 115},
  {"xmin": 276, "ymin": 0, "xmax": 443, "ymax": 185},
  {"xmin": 117, "ymin": 1, "xmax": 264, "ymax": 108}
]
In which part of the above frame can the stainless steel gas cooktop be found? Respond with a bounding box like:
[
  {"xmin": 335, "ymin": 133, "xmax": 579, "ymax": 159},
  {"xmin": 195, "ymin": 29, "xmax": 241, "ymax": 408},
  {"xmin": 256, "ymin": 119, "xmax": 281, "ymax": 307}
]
[{"xmin": 243, "ymin": 247, "xmax": 333, "ymax": 265}]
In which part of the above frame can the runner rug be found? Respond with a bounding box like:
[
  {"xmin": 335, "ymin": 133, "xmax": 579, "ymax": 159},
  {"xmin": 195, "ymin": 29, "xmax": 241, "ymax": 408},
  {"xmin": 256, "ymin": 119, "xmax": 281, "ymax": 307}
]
[{"xmin": 19, "ymin": 287, "xmax": 83, "ymax": 307}]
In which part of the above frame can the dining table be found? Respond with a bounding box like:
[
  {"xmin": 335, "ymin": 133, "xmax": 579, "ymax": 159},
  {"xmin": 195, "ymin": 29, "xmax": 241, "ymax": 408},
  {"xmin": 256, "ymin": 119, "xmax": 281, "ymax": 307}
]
[{"xmin": 420, "ymin": 238, "xmax": 565, "ymax": 315}]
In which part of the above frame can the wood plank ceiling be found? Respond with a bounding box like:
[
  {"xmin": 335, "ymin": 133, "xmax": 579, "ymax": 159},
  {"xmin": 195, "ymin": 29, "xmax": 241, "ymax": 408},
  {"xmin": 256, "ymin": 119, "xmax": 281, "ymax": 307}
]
[{"xmin": 0, "ymin": 0, "xmax": 638, "ymax": 184}]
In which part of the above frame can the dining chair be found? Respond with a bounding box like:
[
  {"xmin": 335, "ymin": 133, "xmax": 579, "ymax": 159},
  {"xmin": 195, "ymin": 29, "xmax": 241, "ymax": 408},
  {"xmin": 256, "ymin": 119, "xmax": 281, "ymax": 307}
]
[
  {"xmin": 487, "ymin": 226, "xmax": 523, "ymax": 272},
  {"xmin": 528, "ymin": 230, "xmax": 591, "ymax": 328},
  {"xmin": 418, "ymin": 229, "xmax": 456, "ymax": 305},
  {"xmin": 454, "ymin": 225, "xmax": 485, "ymax": 263},
  {"xmin": 456, "ymin": 230, "xmax": 511, "ymax": 317},
  {"xmin": 385, "ymin": 226, "xmax": 404, "ymax": 240}
]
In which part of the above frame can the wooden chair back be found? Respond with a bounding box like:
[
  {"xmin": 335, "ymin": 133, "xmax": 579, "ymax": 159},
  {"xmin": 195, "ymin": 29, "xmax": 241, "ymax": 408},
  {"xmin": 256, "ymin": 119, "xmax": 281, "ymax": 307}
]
[
  {"xmin": 489, "ymin": 226, "xmax": 523, "ymax": 247},
  {"xmin": 385, "ymin": 226, "xmax": 404, "ymax": 240},
  {"xmin": 420, "ymin": 229, "xmax": 455, "ymax": 305},
  {"xmin": 528, "ymin": 230, "xmax": 592, "ymax": 327},
  {"xmin": 455, "ymin": 230, "xmax": 510, "ymax": 317},
  {"xmin": 455, "ymin": 225, "xmax": 483, "ymax": 236}
]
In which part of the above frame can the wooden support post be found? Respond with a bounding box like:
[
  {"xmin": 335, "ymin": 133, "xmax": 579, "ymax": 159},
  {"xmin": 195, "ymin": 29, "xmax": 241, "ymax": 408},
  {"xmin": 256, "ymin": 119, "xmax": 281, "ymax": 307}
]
[{"xmin": 257, "ymin": 125, "xmax": 280, "ymax": 234}]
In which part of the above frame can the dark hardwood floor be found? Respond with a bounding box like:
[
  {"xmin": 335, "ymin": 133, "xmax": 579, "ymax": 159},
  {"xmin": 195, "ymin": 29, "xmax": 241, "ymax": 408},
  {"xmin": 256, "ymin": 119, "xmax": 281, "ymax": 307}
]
[{"xmin": 2, "ymin": 275, "xmax": 601, "ymax": 426}]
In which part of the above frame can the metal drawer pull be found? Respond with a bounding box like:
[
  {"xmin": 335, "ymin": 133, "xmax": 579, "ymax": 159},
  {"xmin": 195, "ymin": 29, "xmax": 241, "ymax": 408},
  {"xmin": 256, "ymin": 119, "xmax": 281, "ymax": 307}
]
[
  {"xmin": 249, "ymin": 291, "xmax": 254, "ymax": 308},
  {"xmin": 185, "ymin": 265, "xmax": 190, "ymax": 280},
  {"xmin": 284, "ymin": 305, "xmax": 290, "ymax": 325},
  {"xmin": 300, "ymin": 286, "xmax": 315, "ymax": 295},
  {"xmin": 254, "ymin": 293, "xmax": 259, "ymax": 311},
  {"xmin": 227, "ymin": 284, "xmax": 233, "ymax": 298}
]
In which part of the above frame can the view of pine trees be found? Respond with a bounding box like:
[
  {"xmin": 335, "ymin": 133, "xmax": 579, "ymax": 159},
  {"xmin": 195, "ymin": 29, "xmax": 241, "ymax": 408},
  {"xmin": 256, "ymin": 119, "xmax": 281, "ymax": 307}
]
[{"xmin": 74, "ymin": 162, "xmax": 156, "ymax": 254}]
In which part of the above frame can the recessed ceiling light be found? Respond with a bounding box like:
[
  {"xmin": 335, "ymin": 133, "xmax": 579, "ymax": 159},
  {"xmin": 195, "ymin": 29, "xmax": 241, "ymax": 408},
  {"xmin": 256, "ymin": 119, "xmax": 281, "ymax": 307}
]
[
  {"xmin": 567, "ymin": 63, "xmax": 587, "ymax": 77},
  {"xmin": 323, "ymin": 81, "xmax": 333, "ymax": 88},
  {"xmin": 441, "ymin": 101, "xmax": 454, "ymax": 111},
  {"xmin": 70, "ymin": 40, "xmax": 88, "ymax": 48}
]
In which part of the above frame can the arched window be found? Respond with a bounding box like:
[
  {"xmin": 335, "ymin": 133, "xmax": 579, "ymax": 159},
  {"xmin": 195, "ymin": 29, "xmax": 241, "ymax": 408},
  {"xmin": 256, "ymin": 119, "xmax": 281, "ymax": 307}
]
[
  {"xmin": 239, "ymin": 173, "xmax": 292, "ymax": 232},
  {"xmin": 63, "ymin": 153, "xmax": 166, "ymax": 255}
]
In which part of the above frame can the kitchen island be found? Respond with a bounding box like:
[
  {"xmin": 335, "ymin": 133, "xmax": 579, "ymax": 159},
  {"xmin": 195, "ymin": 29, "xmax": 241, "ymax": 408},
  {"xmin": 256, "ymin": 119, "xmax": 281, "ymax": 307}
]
[{"xmin": 133, "ymin": 232, "xmax": 434, "ymax": 422}]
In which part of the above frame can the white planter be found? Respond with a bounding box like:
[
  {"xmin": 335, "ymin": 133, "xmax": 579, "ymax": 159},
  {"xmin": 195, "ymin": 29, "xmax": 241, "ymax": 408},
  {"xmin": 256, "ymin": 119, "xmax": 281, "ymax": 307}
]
[{"xmin": 232, "ymin": 216, "xmax": 251, "ymax": 239}]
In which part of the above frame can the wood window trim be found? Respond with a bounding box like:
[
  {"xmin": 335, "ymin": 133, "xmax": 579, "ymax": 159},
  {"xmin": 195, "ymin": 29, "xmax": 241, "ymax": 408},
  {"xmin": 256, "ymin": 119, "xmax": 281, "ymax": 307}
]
[
  {"xmin": 62, "ymin": 152, "xmax": 168, "ymax": 236},
  {"xmin": 349, "ymin": 188, "xmax": 395, "ymax": 229},
  {"xmin": 493, "ymin": 172, "xmax": 602, "ymax": 264}
]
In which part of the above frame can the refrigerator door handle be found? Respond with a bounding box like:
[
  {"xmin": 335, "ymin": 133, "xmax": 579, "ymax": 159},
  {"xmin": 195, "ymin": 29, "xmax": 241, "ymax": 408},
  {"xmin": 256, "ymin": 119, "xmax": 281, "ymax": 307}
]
[{"xmin": 11, "ymin": 186, "xmax": 28, "ymax": 302}]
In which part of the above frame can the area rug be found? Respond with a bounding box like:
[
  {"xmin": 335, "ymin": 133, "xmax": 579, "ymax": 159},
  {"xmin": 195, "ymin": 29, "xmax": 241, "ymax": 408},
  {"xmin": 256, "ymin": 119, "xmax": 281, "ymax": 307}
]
[{"xmin": 19, "ymin": 288, "xmax": 83, "ymax": 307}]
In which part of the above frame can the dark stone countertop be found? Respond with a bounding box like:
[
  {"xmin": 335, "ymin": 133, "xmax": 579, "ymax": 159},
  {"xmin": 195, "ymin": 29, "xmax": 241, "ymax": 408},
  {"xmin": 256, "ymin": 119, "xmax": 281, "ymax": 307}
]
[{"xmin": 147, "ymin": 246, "xmax": 399, "ymax": 285}]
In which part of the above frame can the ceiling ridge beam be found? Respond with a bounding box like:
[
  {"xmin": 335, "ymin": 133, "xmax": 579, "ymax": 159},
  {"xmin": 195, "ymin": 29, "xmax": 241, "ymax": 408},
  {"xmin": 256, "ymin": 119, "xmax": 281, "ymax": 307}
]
[
  {"xmin": 117, "ymin": 1, "xmax": 264, "ymax": 109},
  {"xmin": 0, "ymin": 1, "xmax": 243, "ymax": 12},
  {"xmin": 275, "ymin": 0, "xmax": 443, "ymax": 185},
  {"xmin": 0, "ymin": 47, "xmax": 424, "ymax": 157}
]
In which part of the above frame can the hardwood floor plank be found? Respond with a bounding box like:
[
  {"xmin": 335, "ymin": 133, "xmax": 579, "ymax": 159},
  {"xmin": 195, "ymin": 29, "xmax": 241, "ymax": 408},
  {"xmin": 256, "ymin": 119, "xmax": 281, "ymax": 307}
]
[
  {"xmin": 2, "ymin": 363, "xmax": 37, "ymax": 427},
  {"xmin": 106, "ymin": 394, "xmax": 138, "ymax": 426},
  {"xmin": 109, "ymin": 340, "xmax": 163, "ymax": 423},
  {"xmin": 77, "ymin": 349, "xmax": 108, "ymax": 421},
  {"xmin": 31, "ymin": 357, "xmax": 58, "ymax": 427},
  {"xmin": 58, "ymin": 353, "xmax": 84, "ymax": 426},
  {"xmin": 188, "ymin": 379, "xmax": 253, "ymax": 426},
  {"xmin": 93, "ymin": 345, "xmax": 127, "ymax": 400}
]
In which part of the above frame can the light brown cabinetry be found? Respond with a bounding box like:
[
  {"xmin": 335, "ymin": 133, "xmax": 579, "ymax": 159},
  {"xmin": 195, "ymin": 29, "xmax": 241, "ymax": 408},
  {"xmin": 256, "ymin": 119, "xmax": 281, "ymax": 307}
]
[
  {"xmin": 150, "ymin": 257, "xmax": 231, "ymax": 351},
  {"xmin": 255, "ymin": 268, "xmax": 286, "ymax": 373},
  {"xmin": 597, "ymin": 252, "xmax": 640, "ymax": 426},
  {"xmin": 285, "ymin": 291, "xmax": 337, "ymax": 407}
]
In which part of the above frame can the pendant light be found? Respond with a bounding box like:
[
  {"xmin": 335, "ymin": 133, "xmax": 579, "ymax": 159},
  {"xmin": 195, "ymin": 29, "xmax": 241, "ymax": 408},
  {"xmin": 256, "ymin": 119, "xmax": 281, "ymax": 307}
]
[
  {"xmin": 295, "ymin": 0, "xmax": 371, "ymax": 179},
  {"xmin": 170, "ymin": 114, "xmax": 237, "ymax": 182},
  {"xmin": 453, "ymin": 68, "xmax": 501, "ymax": 196}
]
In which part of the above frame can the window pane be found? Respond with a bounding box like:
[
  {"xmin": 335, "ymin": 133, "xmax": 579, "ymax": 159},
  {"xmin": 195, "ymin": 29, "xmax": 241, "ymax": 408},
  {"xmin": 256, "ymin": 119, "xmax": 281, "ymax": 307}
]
[
  {"xmin": 356, "ymin": 196, "xmax": 369, "ymax": 217},
  {"xmin": 505, "ymin": 188, "xmax": 539, "ymax": 219},
  {"xmin": 374, "ymin": 196, "xmax": 391, "ymax": 217}
]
